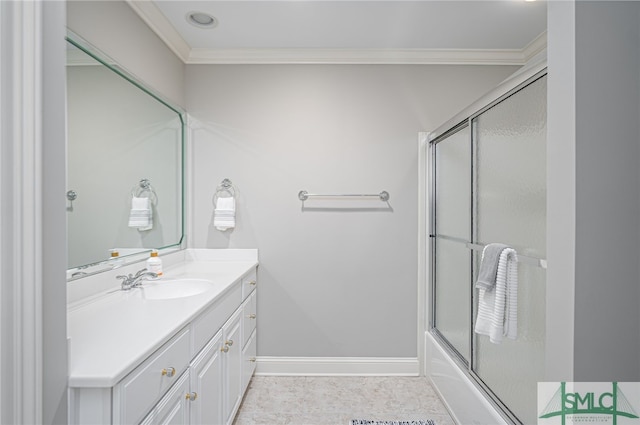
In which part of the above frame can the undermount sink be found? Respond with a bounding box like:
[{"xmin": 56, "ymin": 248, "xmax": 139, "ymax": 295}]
[{"xmin": 138, "ymin": 278, "xmax": 214, "ymax": 300}]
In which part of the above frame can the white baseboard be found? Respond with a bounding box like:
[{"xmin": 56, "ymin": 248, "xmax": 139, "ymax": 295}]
[{"xmin": 255, "ymin": 357, "xmax": 419, "ymax": 376}]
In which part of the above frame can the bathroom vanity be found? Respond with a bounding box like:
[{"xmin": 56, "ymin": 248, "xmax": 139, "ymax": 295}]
[{"xmin": 68, "ymin": 249, "xmax": 258, "ymax": 425}]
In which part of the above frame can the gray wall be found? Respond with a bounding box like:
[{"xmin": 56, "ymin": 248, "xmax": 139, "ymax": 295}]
[
  {"xmin": 573, "ymin": 1, "xmax": 640, "ymax": 381},
  {"xmin": 547, "ymin": 0, "xmax": 640, "ymax": 383},
  {"xmin": 186, "ymin": 64, "xmax": 518, "ymax": 357},
  {"xmin": 67, "ymin": 0, "xmax": 185, "ymax": 108}
]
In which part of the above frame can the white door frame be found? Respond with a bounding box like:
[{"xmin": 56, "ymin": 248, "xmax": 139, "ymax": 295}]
[{"xmin": 0, "ymin": 1, "xmax": 67, "ymax": 423}]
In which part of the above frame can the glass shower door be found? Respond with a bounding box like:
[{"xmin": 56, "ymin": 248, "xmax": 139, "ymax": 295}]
[
  {"xmin": 433, "ymin": 124, "xmax": 471, "ymax": 363},
  {"xmin": 430, "ymin": 71, "xmax": 547, "ymax": 425},
  {"xmin": 472, "ymin": 75, "xmax": 547, "ymax": 424}
]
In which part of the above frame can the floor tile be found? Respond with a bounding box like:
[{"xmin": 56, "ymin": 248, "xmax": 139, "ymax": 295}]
[{"xmin": 233, "ymin": 376, "xmax": 455, "ymax": 425}]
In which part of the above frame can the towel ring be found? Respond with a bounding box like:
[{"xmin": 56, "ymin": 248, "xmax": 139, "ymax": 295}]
[
  {"xmin": 131, "ymin": 178, "xmax": 158, "ymax": 205},
  {"xmin": 213, "ymin": 178, "xmax": 236, "ymax": 205}
]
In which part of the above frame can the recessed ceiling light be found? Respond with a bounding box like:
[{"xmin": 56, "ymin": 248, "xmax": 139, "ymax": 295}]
[{"xmin": 187, "ymin": 11, "xmax": 217, "ymax": 29}]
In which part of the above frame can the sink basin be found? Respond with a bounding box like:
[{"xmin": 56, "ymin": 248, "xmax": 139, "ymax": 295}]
[{"xmin": 138, "ymin": 278, "xmax": 214, "ymax": 300}]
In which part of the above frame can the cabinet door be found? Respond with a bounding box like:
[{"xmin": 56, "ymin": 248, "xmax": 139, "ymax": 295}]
[
  {"xmin": 241, "ymin": 330, "xmax": 257, "ymax": 393},
  {"xmin": 222, "ymin": 309, "xmax": 242, "ymax": 425},
  {"xmin": 190, "ymin": 330, "xmax": 224, "ymax": 425},
  {"xmin": 140, "ymin": 372, "xmax": 190, "ymax": 425}
]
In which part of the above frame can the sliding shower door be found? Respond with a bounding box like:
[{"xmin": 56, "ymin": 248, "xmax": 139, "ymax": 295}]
[
  {"xmin": 473, "ymin": 74, "xmax": 547, "ymax": 425},
  {"xmin": 430, "ymin": 73, "xmax": 547, "ymax": 425},
  {"xmin": 433, "ymin": 124, "xmax": 471, "ymax": 363}
]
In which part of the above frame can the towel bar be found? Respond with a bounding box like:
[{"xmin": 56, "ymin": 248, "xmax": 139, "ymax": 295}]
[
  {"xmin": 298, "ymin": 190, "xmax": 389, "ymax": 202},
  {"xmin": 430, "ymin": 234, "xmax": 547, "ymax": 269},
  {"xmin": 466, "ymin": 242, "xmax": 547, "ymax": 269}
]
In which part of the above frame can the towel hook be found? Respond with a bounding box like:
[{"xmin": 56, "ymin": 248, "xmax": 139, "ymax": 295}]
[{"xmin": 66, "ymin": 189, "xmax": 77, "ymax": 211}]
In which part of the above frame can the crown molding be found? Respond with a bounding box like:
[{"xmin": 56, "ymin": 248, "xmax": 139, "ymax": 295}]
[
  {"xmin": 125, "ymin": 0, "xmax": 190, "ymax": 62},
  {"xmin": 186, "ymin": 47, "xmax": 533, "ymax": 65},
  {"xmin": 128, "ymin": 1, "xmax": 547, "ymax": 66},
  {"xmin": 522, "ymin": 30, "xmax": 548, "ymax": 62}
]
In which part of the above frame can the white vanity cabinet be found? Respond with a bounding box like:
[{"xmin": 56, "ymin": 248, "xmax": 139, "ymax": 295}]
[
  {"xmin": 140, "ymin": 283, "xmax": 252, "ymax": 425},
  {"xmin": 69, "ymin": 256, "xmax": 258, "ymax": 425}
]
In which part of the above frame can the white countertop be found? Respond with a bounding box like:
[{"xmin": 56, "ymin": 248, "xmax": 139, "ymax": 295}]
[{"xmin": 68, "ymin": 250, "xmax": 257, "ymax": 388}]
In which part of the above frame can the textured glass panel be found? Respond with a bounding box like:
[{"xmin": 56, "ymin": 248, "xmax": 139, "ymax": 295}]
[
  {"xmin": 434, "ymin": 125, "xmax": 471, "ymax": 362},
  {"xmin": 473, "ymin": 75, "xmax": 547, "ymax": 424},
  {"xmin": 474, "ymin": 262, "xmax": 546, "ymax": 424},
  {"xmin": 435, "ymin": 125, "xmax": 471, "ymax": 240},
  {"xmin": 435, "ymin": 238, "xmax": 471, "ymax": 362},
  {"xmin": 475, "ymin": 76, "xmax": 547, "ymax": 258}
]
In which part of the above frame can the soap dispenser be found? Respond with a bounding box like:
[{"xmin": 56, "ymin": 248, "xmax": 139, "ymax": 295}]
[
  {"xmin": 109, "ymin": 249, "xmax": 123, "ymax": 269},
  {"xmin": 146, "ymin": 250, "xmax": 163, "ymax": 279}
]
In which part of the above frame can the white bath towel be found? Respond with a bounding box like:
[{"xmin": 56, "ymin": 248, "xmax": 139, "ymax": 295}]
[
  {"xmin": 128, "ymin": 196, "xmax": 153, "ymax": 231},
  {"xmin": 214, "ymin": 196, "xmax": 235, "ymax": 231},
  {"xmin": 474, "ymin": 248, "xmax": 518, "ymax": 344}
]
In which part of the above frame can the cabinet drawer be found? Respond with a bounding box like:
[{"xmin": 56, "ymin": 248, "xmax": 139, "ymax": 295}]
[
  {"xmin": 139, "ymin": 371, "xmax": 190, "ymax": 425},
  {"xmin": 114, "ymin": 327, "xmax": 191, "ymax": 425},
  {"xmin": 241, "ymin": 330, "xmax": 257, "ymax": 394},
  {"xmin": 241, "ymin": 291, "xmax": 256, "ymax": 348},
  {"xmin": 192, "ymin": 283, "xmax": 242, "ymax": 356},
  {"xmin": 241, "ymin": 269, "xmax": 257, "ymax": 301}
]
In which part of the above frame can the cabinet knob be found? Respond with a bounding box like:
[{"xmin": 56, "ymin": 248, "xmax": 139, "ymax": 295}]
[
  {"xmin": 225, "ymin": 339, "xmax": 234, "ymax": 346},
  {"xmin": 221, "ymin": 345, "xmax": 229, "ymax": 353},
  {"xmin": 248, "ymin": 357, "xmax": 256, "ymax": 363},
  {"xmin": 185, "ymin": 392, "xmax": 198, "ymax": 401},
  {"xmin": 247, "ymin": 314, "xmax": 256, "ymax": 319},
  {"xmin": 249, "ymin": 280, "xmax": 256, "ymax": 286},
  {"xmin": 161, "ymin": 367, "xmax": 176, "ymax": 377}
]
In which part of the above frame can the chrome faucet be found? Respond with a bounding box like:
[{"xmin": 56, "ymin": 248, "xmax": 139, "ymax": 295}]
[{"xmin": 117, "ymin": 268, "xmax": 158, "ymax": 291}]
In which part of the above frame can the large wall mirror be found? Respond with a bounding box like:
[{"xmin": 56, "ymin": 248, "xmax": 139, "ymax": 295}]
[{"xmin": 66, "ymin": 33, "xmax": 184, "ymax": 279}]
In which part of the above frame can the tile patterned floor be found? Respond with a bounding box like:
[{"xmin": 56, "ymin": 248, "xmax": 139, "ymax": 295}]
[{"xmin": 233, "ymin": 376, "xmax": 456, "ymax": 425}]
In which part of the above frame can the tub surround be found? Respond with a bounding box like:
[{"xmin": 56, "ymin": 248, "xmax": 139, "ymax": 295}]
[
  {"xmin": 68, "ymin": 249, "xmax": 258, "ymax": 423},
  {"xmin": 425, "ymin": 333, "xmax": 507, "ymax": 425}
]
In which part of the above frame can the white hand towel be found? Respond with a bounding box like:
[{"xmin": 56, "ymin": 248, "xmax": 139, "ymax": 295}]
[
  {"xmin": 474, "ymin": 248, "xmax": 518, "ymax": 344},
  {"xmin": 128, "ymin": 196, "xmax": 153, "ymax": 231},
  {"xmin": 214, "ymin": 197, "xmax": 235, "ymax": 231}
]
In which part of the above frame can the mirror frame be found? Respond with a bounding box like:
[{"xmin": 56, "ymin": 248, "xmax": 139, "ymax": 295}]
[{"xmin": 66, "ymin": 30, "xmax": 186, "ymax": 281}]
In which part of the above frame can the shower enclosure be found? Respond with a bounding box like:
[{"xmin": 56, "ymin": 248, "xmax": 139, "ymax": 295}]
[{"xmin": 427, "ymin": 68, "xmax": 547, "ymax": 424}]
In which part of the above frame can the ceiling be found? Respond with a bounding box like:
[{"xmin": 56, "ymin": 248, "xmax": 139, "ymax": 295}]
[{"xmin": 128, "ymin": 0, "xmax": 547, "ymax": 65}]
